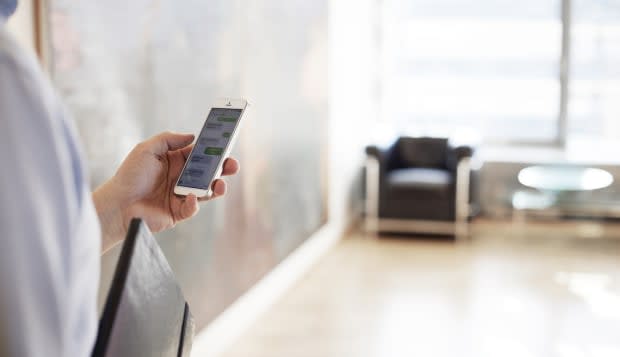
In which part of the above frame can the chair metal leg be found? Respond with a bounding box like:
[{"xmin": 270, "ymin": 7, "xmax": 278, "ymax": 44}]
[
  {"xmin": 365, "ymin": 156, "xmax": 380, "ymax": 234},
  {"xmin": 455, "ymin": 157, "xmax": 472, "ymax": 241}
]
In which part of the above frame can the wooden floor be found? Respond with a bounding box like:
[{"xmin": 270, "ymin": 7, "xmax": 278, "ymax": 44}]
[{"xmin": 220, "ymin": 221, "xmax": 620, "ymax": 357}]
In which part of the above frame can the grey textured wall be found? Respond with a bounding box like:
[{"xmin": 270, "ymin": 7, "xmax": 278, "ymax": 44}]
[{"xmin": 50, "ymin": 0, "xmax": 327, "ymax": 330}]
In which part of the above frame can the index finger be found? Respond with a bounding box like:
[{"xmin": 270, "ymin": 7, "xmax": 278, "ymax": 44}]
[
  {"xmin": 221, "ymin": 158, "xmax": 240, "ymax": 176},
  {"xmin": 149, "ymin": 131, "xmax": 195, "ymax": 154}
]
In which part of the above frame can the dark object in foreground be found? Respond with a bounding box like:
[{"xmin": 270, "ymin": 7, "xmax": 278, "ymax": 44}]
[{"xmin": 92, "ymin": 218, "xmax": 195, "ymax": 357}]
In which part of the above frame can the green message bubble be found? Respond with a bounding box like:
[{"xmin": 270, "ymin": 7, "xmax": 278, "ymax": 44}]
[
  {"xmin": 204, "ymin": 147, "xmax": 224, "ymax": 155},
  {"xmin": 217, "ymin": 117, "xmax": 237, "ymax": 123},
  {"xmin": 222, "ymin": 132, "xmax": 231, "ymax": 138}
]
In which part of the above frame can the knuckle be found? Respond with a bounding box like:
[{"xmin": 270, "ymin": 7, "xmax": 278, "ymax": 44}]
[{"xmin": 134, "ymin": 141, "xmax": 146, "ymax": 152}]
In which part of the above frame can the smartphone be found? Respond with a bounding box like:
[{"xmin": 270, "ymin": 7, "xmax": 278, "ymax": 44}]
[{"xmin": 174, "ymin": 98, "xmax": 248, "ymax": 198}]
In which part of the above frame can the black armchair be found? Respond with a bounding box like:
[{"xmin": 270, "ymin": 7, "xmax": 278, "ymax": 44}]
[{"xmin": 365, "ymin": 137, "xmax": 475, "ymax": 240}]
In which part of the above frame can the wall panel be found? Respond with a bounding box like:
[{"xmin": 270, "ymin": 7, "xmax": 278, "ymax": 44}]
[{"xmin": 49, "ymin": 0, "xmax": 327, "ymax": 330}]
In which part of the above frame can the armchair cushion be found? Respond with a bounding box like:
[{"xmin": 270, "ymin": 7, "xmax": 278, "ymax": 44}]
[
  {"xmin": 386, "ymin": 168, "xmax": 454, "ymax": 201},
  {"xmin": 387, "ymin": 168, "xmax": 453, "ymax": 190}
]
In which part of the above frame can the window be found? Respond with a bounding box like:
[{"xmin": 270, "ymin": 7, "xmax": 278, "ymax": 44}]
[
  {"xmin": 381, "ymin": 0, "xmax": 620, "ymax": 146},
  {"xmin": 568, "ymin": 0, "xmax": 620, "ymax": 143}
]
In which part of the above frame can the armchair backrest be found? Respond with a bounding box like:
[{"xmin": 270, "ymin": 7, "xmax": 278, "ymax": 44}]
[{"xmin": 389, "ymin": 137, "xmax": 449, "ymax": 171}]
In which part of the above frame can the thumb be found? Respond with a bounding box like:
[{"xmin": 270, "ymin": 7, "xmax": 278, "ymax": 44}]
[
  {"xmin": 148, "ymin": 131, "xmax": 195, "ymax": 154},
  {"xmin": 178, "ymin": 194, "xmax": 200, "ymax": 221}
]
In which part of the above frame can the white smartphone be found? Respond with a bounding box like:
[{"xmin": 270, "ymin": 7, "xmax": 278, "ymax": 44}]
[{"xmin": 174, "ymin": 98, "xmax": 248, "ymax": 198}]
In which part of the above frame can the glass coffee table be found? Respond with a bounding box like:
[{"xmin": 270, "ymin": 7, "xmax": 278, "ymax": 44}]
[{"xmin": 512, "ymin": 165, "xmax": 614, "ymax": 218}]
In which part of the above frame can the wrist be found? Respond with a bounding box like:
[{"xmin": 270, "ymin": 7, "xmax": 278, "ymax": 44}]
[{"xmin": 93, "ymin": 176, "xmax": 132, "ymax": 253}]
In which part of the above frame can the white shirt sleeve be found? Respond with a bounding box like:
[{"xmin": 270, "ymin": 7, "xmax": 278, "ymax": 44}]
[{"xmin": 0, "ymin": 27, "xmax": 101, "ymax": 356}]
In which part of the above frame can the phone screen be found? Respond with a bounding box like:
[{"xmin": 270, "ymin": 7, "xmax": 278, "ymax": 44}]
[{"xmin": 177, "ymin": 108, "xmax": 242, "ymax": 190}]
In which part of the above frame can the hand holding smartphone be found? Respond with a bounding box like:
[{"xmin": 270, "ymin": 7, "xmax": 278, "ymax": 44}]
[{"xmin": 174, "ymin": 98, "xmax": 247, "ymax": 198}]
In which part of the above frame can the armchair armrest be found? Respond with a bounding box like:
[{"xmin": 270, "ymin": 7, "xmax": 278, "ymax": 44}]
[
  {"xmin": 443, "ymin": 144, "xmax": 475, "ymax": 240},
  {"xmin": 453, "ymin": 145, "xmax": 474, "ymax": 161},
  {"xmin": 365, "ymin": 145, "xmax": 389, "ymax": 232},
  {"xmin": 365, "ymin": 145, "xmax": 386, "ymax": 159},
  {"xmin": 365, "ymin": 144, "xmax": 392, "ymax": 174},
  {"xmin": 447, "ymin": 145, "xmax": 474, "ymax": 172},
  {"xmin": 454, "ymin": 150, "xmax": 473, "ymax": 240}
]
